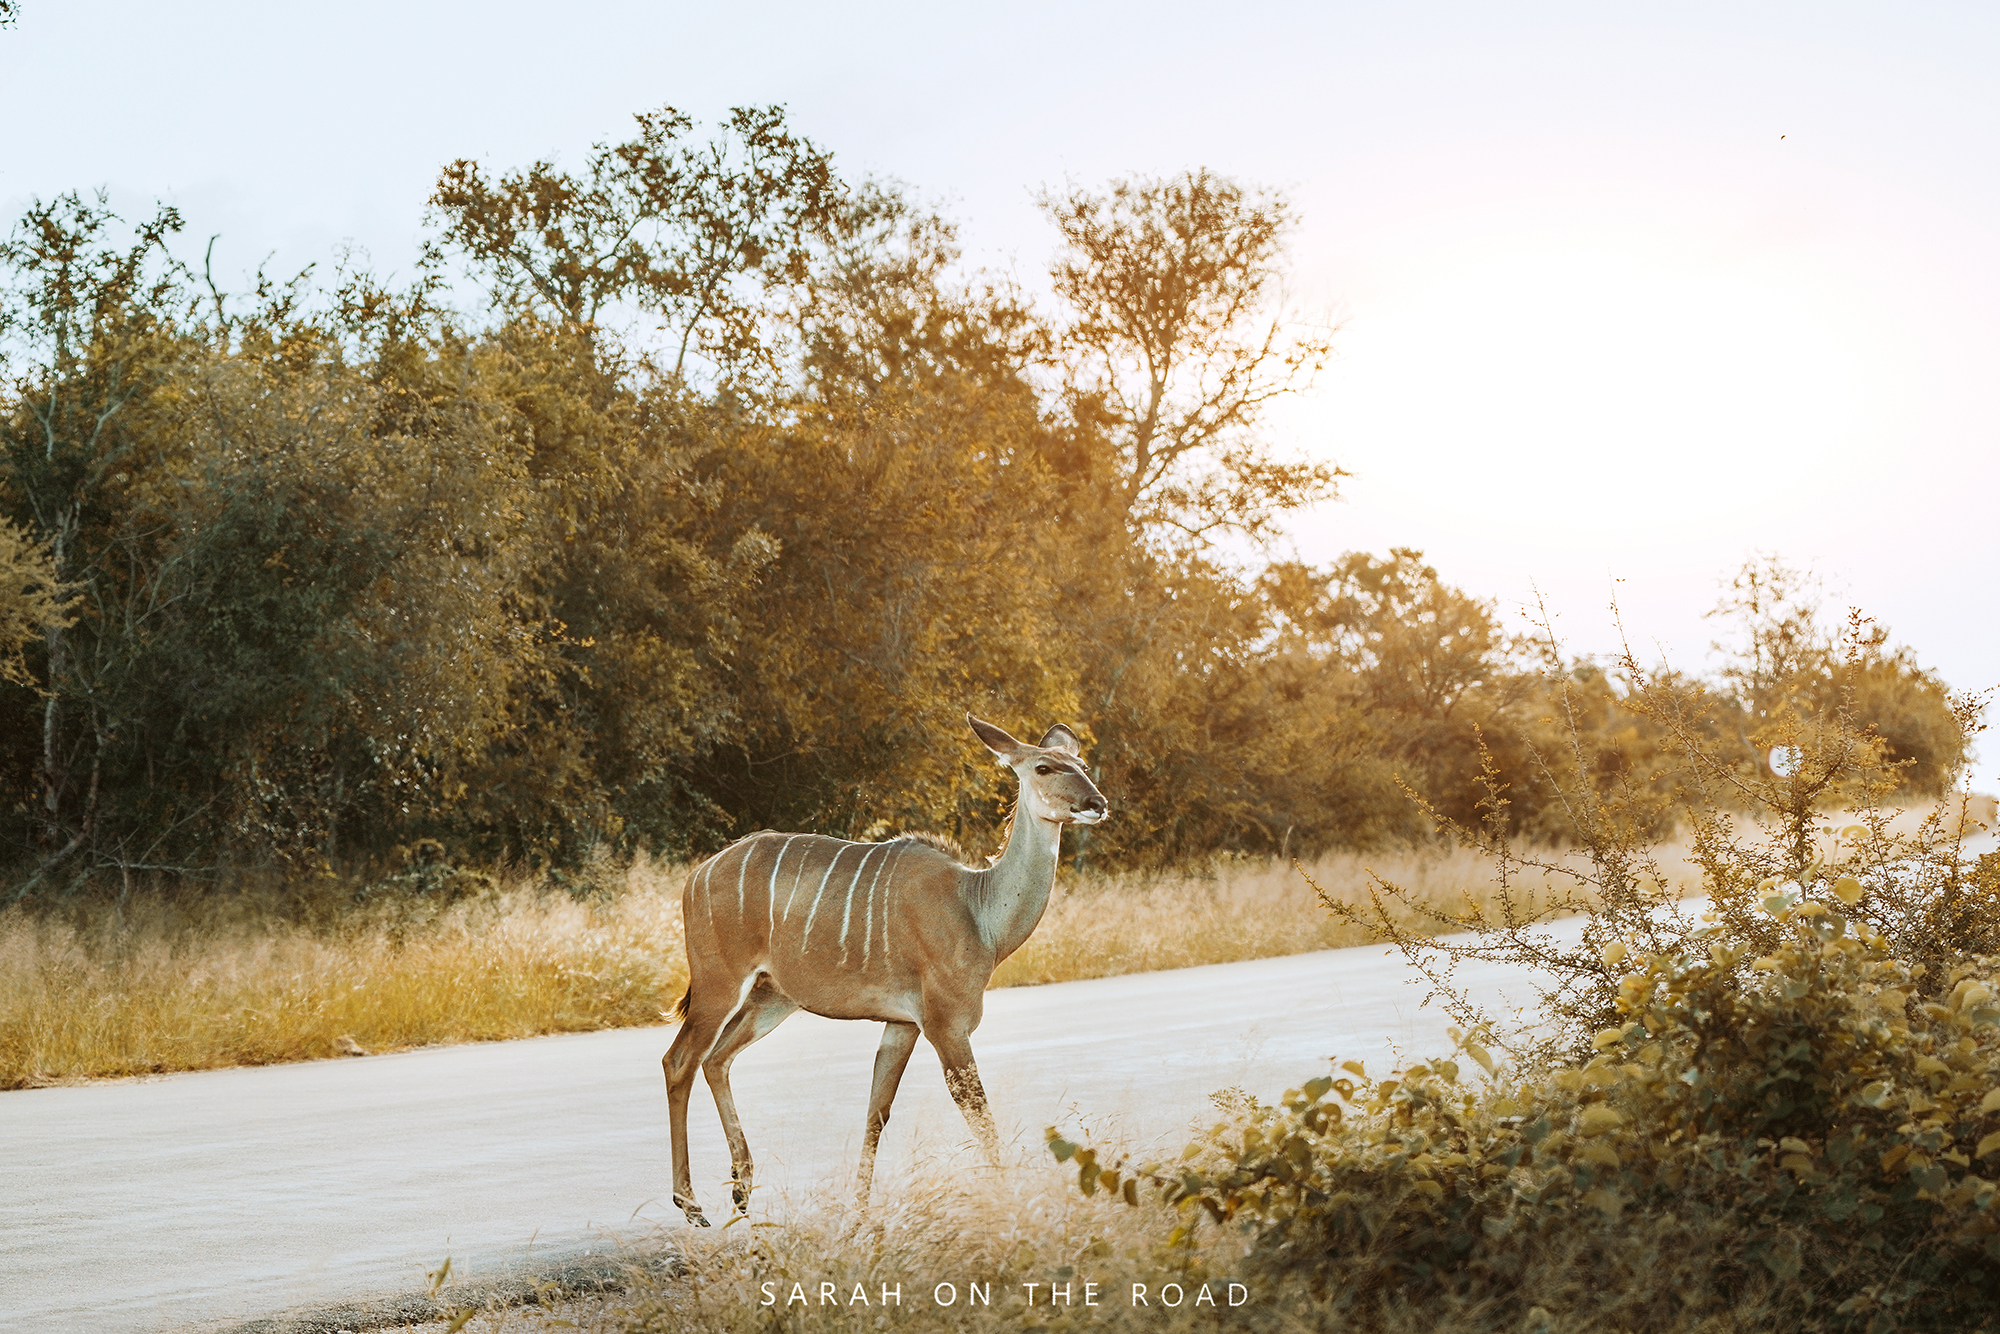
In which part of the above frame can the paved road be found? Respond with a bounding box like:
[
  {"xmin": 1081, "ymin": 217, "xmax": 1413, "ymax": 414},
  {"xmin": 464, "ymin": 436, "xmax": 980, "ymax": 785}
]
[{"xmin": 4, "ymin": 923, "xmax": 1584, "ymax": 1334}]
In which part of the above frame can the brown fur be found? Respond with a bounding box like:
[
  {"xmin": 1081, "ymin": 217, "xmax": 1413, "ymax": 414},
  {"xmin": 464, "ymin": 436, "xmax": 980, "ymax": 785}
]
[{"xmin": 891, "ymin": 830, "xmax": 971, "ymax": 863}]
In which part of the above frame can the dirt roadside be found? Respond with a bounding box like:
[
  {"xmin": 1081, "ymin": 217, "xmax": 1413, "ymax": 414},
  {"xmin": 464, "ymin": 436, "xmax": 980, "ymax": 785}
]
[{"xmin": 177, "ymin": 1251, "xmax": 683, "ymax": 1334}]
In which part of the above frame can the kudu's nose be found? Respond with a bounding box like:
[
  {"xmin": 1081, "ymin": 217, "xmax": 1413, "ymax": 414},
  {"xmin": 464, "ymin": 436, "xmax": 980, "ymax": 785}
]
[{"xmin": 1077, "ymin": 795, "xmax": 1108, "ymax": 816}]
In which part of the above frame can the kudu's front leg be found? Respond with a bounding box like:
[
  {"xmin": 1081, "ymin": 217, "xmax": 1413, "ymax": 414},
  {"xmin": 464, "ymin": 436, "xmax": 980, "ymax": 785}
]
[
  {"xmin": 929, "ymin": 1030, "xmax": 1002, "ymax": 1166},
  {"xmin": 858, "ymin": 1021, "xmax": 920, "ymax": 1206}
]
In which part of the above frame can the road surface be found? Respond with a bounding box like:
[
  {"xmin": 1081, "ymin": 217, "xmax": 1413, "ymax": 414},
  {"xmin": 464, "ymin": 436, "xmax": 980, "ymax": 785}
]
[{"xmin": 1, "ymin": 920, "xmax": 1592, "ymax": 1334}]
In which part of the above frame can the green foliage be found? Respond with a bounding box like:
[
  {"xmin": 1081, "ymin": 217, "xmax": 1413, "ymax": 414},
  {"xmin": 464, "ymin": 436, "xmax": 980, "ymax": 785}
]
[
  {"xmin": 0, "ymin": 518, "xmax": 61, "ymax": 686},
  {"xmin": 1055, "ymin": 631, "xmax": 1995, "ymax": 1330},
  {"xmin": 0, "ymin": 118, "xmax": 1980, "ymax": 897},
  {"xmin": 1, "ymin": 192, "xmax": 200, "ymax": 882},
  {"xmin": 1059, "ymin": 914, "xmax": 2000, "ymax": 1331}
]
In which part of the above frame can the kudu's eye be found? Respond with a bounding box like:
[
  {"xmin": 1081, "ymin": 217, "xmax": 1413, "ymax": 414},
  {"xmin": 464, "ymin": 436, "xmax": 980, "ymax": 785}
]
[{"xmin": 1035, "ymin": 765, "xmax": 1053, "ymax": 775}]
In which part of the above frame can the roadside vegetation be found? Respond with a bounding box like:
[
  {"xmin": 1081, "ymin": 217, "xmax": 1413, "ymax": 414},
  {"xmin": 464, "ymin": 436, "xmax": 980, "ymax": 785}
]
[
  {"xmin": 1, "ymin": 839, "xmax": 1660, "ymax": 1087},
  {"xmin": 0, "ymin": 857, "xmax": 682, "ymax": 1086},
  {"xmin": 1028, "ymin": 659, "xmax": 2000, "ymax": 1333},
  {"xmin": 398, "ymin": 640, "xmax": 1998, "ymax": 1334}
]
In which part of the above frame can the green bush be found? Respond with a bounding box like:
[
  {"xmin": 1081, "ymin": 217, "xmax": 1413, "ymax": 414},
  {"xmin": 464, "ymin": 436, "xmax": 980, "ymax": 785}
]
[{"xmin": 1056, "ymin": 901, "xmax": 2000, "ymax": 1331}]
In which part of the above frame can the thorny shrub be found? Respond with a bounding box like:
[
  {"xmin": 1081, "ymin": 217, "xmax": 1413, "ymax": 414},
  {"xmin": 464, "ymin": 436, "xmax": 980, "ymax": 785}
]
[
  {"xmin": 1055, "ymin": 902, "xmax": 2000, "ymax": 1331},
  {"xmin": 1052, "ymin": 622, "xmax": 1997, "ymax": 1330}
]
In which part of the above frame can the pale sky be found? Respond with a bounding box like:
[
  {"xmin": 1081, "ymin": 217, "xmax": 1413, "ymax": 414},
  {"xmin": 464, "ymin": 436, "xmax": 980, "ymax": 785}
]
[{"xmin": 5, "ymin": 1, "xmax": 1996, "ymax": 790}]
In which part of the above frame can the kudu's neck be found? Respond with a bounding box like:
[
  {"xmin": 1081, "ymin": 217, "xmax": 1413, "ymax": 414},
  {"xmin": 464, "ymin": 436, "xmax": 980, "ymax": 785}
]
[{"xmin": 968, "ymin": 786, "xmax": 1063, "ymax": 961}]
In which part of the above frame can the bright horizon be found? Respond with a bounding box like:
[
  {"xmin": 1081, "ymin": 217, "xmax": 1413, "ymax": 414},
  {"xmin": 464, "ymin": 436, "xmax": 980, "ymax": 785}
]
[{"xmin": 5, "ymin": 0, "xmax": 1995, "ymax": 790}]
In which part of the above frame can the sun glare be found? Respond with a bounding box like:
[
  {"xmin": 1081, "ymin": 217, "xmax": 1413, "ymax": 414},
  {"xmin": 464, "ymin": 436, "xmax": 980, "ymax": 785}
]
[{"xmin": 1321, "ymin": 216, "xmax": 1906, "ymax": 550}]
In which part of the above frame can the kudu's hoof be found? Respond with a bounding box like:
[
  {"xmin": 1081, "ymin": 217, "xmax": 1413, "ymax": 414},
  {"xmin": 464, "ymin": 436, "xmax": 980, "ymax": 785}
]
[{"xmin": 675, "ymin": 1195, "xmax": 711, "ymax": 1227}]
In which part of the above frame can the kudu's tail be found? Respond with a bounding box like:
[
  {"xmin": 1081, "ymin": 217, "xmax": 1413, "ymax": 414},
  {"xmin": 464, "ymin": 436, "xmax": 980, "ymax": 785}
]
[{"xmin": 668, "ymin": 848, "xmax": 722, "ymax": 1026}]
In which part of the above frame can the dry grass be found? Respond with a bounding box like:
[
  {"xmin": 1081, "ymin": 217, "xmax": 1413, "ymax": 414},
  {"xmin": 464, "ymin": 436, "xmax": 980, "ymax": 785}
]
[
  {"xmin": 0, "ymin": 867, "xmax": 687, "ymax": 1089},
  {"xmin": 0, "ymin": 836, "xmax": 1710, "ymax": 1089},
  {"xmin": 993, "ymin": 836, "xmax": 1705, "ymax": 988},
  {"xmin": 399, "ymin": 1155, "xmax": 1214, "ymax": 1334}
]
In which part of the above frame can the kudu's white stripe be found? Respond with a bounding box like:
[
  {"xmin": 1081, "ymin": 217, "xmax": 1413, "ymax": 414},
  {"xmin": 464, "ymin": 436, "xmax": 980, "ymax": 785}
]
[
  {"xmin": 836, "ymin": 847, "xmax": 860, "ymax": 961},
  {"xmin": 780, "ymin": 848, "xmax": 806, "ymax": 921},
  {"xmin": 876, "ymin": 857, "xmax": 893, "ymax": 963},
  {"xmin": 803, "ymin": 842, "xmax": 871, "ymax": 948},
  {"xmin": 734, "ymin": 843, "xmax": 751, "ymax": 919},
  {"xmin": 861, "ymin": 853, "xmax": 874, "ymax": 968},
  {"xmin": 864, "ymin": 844, "xmax": 895, "ymax": 967},
  {"xmin": 844, "ymin": 842, "xmax": 901, "ymax": 966},
  {"xmin": 766, "ymin": 835, "xmax": 803, "ymax": 930},
  {"xmin": 789, "ymin": 841, "xmax": 847, "ymax": 923},
  {"xmin": 699, "ymin": 967, "xmax": 768, "ymax": 1066},
  {"xmin": 698, "ymin": 854, "xmax": 721, "ymax": 929}
]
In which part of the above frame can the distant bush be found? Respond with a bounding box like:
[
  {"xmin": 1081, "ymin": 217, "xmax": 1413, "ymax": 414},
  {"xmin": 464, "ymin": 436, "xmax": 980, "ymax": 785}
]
[{"xmin": 1303, "ymin": 615, "xmax": 1993, "ymax": 1069}]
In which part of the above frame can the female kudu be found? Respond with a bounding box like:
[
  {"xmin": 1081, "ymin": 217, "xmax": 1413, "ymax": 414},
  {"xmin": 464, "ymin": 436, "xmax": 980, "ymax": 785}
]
[{"xmin": 663, "ymin": 714, "xmax": 1108, "ymax": 1225}]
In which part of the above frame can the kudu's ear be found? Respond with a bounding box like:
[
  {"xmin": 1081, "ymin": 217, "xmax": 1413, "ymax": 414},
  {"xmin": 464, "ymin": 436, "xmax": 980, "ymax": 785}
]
[
  {"xmin": 967, "ymin": 713, "xmax": 1025, "ymax": 761},
  {"xmin": 1039, "ymin": 724, "xmax": 1083, "ymax": 756}
]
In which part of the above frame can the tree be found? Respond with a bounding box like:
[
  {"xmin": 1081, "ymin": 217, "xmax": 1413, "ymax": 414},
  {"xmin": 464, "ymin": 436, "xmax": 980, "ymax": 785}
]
[
  {"xmin": 1706, "ymin": 553, "xmax": 1830, "ymax": 711},
  {"xmin": 1265, "ymin": 549, "xmax": 1516, "ymax": 722},
  {"xmin": 144, "ymin": 293, "xmax": 551, "ymax": 871},
  {"xmin": 1255, "ymin": 549, "xmax": 1544, "ymax": 835},
  {"xmin": 0, "ymin": 192, "xmax": 189, "ymax": 877},
  {"xmin": 669, "ymin": 377, "xmax": 1074, "ymax": 850},
  {"xmin": 791, "ymin": 182, "xmax": 1046, "ymax": 403},
  {"xmin": 1039, "ymin": 169, "xmax": 1342, "ymax": 542},
  {"xmin": 1707, "ymin": 554, "xmax": 1964, "ymax": 796},
  {"xmin": 428, "ymin": 105, "xmax": 839, "ymax": 386},
  {"xmin": 424, "ymin": 108, "xmax": 846, "ymax": 862}
]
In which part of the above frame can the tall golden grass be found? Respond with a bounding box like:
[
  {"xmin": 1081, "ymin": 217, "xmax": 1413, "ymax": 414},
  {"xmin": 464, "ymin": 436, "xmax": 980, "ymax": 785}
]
[
  {"xmin": 0, "ymin": 837, "xmax": 1708, "ymax": 1089},
  {"xmin": 0, "ymin": 876, "xmax": 686, "ymax": 1088}
]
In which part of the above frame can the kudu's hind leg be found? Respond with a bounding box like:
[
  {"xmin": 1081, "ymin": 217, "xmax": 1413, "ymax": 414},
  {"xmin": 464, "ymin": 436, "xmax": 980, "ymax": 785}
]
[
  {"xmin": 857, "ymin": 1021, "xmax": 920, "ymax": 1206},
  {"xmin": 702, "ymin": 977, "xmax": 798, "ymax": 1214},
  {"xmin": 664, "ymin": 988, "xmax": 734, "ymax": 1227}
]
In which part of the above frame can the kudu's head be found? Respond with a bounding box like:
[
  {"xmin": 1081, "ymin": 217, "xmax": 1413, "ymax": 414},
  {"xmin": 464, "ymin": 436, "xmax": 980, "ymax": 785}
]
[{"xmin": 967, "ymin": 713, "xmax": 1109, "ymax": 826}]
